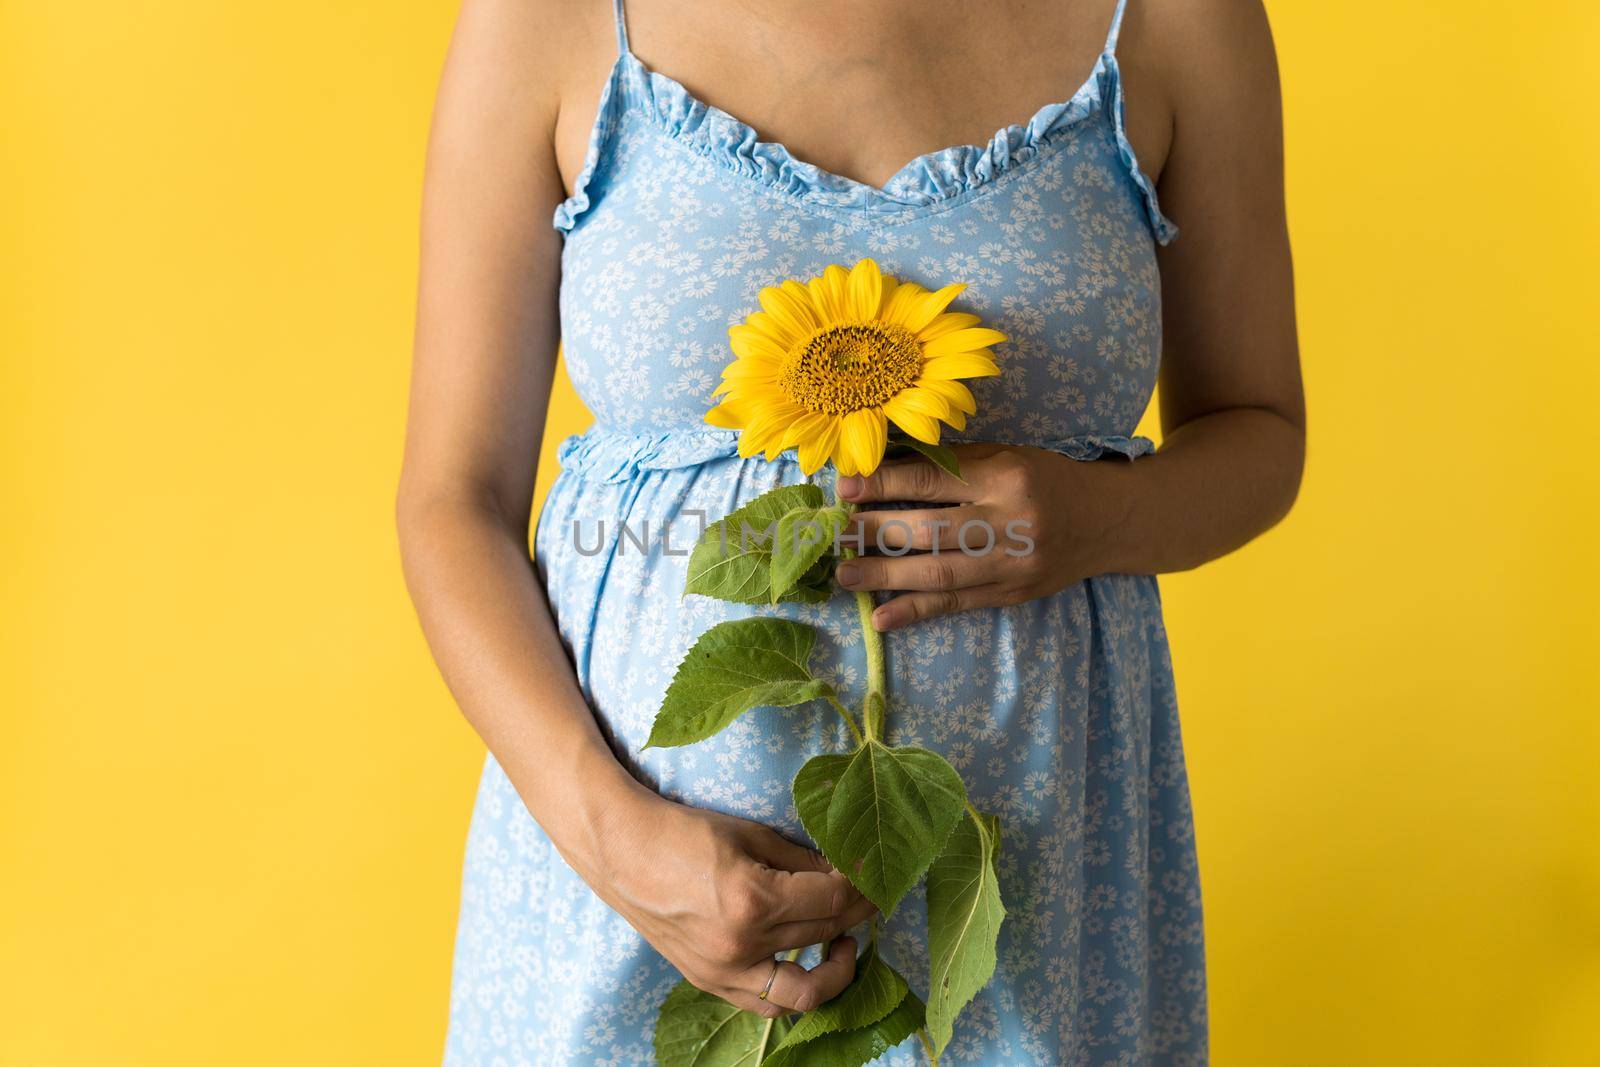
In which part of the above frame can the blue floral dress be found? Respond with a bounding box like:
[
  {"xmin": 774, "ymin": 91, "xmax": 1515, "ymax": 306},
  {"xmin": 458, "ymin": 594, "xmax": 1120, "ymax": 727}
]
[{"xmin": 443, "ymin": 1, "xmax": 1206, "ymax": 1063}]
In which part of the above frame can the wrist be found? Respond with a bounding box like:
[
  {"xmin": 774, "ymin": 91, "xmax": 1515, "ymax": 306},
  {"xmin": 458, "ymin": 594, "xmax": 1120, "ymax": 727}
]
[
  {"xmin": 1062, "ymin": 454, "xmax": 1145, "ymax": 578},
  {"xmin": 550, "ymin": 746, "xmax": 663, "ymax": 885}
]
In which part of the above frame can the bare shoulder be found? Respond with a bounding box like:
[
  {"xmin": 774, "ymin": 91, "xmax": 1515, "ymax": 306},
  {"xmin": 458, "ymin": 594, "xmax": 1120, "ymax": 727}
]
[
  {"xmin": 1115, "ymin": 0, "xmax": 1286, "ymax": 232},
  {"xmin": 1137, "ymin": 0, "xmax": 1281, "ymax": 114},
  {"xmin": 430, "ymin": 0, "xmax": 614, "ymax": 193},
  {"xmin": 538, "ymin": 0, "xmax": 625, "ymax": 192},
  {"xmin": 1104, "ymin": 0, "xmax": 1276, "ymax": 186},
  {"xmin": 422, "ymin": 0, "xmax": 607, "ymax": 237}
]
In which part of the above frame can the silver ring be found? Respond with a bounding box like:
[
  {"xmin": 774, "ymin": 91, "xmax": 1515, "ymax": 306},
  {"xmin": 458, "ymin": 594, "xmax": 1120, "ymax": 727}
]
[{"xmin": 756, "ymin": 957, "xmax": 780, "ymax": 1002}]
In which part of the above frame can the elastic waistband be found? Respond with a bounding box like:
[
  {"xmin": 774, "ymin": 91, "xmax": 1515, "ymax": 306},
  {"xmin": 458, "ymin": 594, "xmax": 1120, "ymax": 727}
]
[{"xmin": 555, "ymin": 426, "xmax": 1155, "ymax": 484}]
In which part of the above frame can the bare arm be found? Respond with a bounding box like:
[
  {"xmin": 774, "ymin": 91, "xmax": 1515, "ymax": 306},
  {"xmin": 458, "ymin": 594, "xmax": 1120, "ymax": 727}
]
[
  {"xmin": 397, "ymin": 0, "xmax": 870, "ymax": 1015},
  {"xmin": 1119, "ymin": 0, "xmax": 1304, "ymax": 573},
  {"xmin": 837, "ymin": 0, "xmax": 1304, "ymax": 626},
  {"xmin": 399, "ymin": 0, "xmax": 621, "ymax": 871}
]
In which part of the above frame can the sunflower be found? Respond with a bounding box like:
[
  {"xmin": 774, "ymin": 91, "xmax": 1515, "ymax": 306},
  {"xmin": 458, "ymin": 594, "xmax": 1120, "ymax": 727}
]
[{"xmin": 705, "ymin": 259, "xmax": 1005, "ymax": 476}]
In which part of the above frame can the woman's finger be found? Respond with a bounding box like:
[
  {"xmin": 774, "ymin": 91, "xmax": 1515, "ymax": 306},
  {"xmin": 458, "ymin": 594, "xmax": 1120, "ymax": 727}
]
[
  {"xmin": 871, "ymin": 584, "xmax": 1010, "ymax": 632},
  {"xmin": 765, "ymin": 895, "xmax": 878, "ymax": 954},
  {"xmin": 835, "ymin": 550, "xmax": 992, "ymax": 594},
  {"xmin": 741, "ymin": 823, "xmax": 834, "ymax": 874},
  {"xmin": 758, "ymin": 866, "xmax": 864, "ymax": 925},
  {"xmin": 852, "ymin": 506, "xmax": 989, "ymax": 552},
  {"xmin": 837, "ymin": 459, "xmax": 969, "ymax": 505},
  {"xmin": 741, "ymin": 936, "xmax": 858, "ymax": 1015},
  {"xmin": 714, "ymin": 977, "xmax": 791, "ymax": 1020}
]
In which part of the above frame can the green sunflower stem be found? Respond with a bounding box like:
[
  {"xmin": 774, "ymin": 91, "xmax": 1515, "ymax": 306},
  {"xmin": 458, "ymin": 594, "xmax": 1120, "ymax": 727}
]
[
  {"xmin": 856, "ymin": 592, "xmax": 887, "ymax": 741},
  {"xmin": 835, "ymin": 492, "xmax": 888, "ymax": 744},
  {"xmin": 824, "ymin": 693, "xmax": 865, "ymax": 746}
]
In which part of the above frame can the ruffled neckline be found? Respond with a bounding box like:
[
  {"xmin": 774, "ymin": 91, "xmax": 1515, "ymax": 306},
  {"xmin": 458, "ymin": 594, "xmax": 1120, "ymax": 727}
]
[
  {"xmin": 617, "ymin": 50, "xmax": 1109, "ymax": 214},
  {"xmin": 554, "ymin": 47, "xmax": 1176, "ymax": 241}
]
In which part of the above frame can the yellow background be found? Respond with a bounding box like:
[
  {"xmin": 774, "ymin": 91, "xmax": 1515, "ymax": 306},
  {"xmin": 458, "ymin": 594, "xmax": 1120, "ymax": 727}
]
[{"xmin": 4, "ymin": 1, "xmax": 1597, "ymax": 1063}]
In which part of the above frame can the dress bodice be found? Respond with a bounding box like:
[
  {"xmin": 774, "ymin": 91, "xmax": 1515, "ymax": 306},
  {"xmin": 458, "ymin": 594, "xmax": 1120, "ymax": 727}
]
[{"xmin": 552, "ymin": 3, "xmax": 1177, "ymax": 448}]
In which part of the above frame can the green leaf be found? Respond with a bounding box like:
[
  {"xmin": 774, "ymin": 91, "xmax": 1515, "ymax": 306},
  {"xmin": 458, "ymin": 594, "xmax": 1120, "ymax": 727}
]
[
  {"xmin": 646, "ymin": 619, "xmax": 835, "ymax": 749},
  {"xmin": 686, "ymin": 484, "xmax": 827, "ymax": 604},
  {"xmin": 775, "ymin": 555, "xmax": 837, "ymax": 607},
  {"xmin": 887, "ymin": 437, "xmax": 964, "ymax": 482},
  {"xmin": 768, "ymin": 942, "xmax": 906, "ymax": 1055},
  {"xmin": 764, "ymin": 987, "xmax": 924, "ymax": 1067},
  {"xmin": 654, "ymin": 979, "xmax": 790, "ymax": 1067},
  {"xmin": 800, "ymin": 553, "xmax": 836, "ymax": 588},
  {"xmin": 769, "ymin": 505, "xmax": 848, "ymax": 605},
  {"xmin": 794, "ymin": 742, "xmax": 968, "ymax": 914},
  {"xmin": 924, "ymin": 809, "xmax": 1006, "ymax": 1055}
]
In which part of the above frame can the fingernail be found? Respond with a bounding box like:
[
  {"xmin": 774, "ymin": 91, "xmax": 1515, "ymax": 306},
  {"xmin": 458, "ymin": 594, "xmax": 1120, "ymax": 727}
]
[
  {"xmin": 836, "ymin": 562, "xmax": 859, "ymax": 587},
  {"xmin": 837, "ymin": 475, "xmax": 863, "ymax": 498},
  {"xmin": 871, "ymin": 607, "xmax": 892, "ymax": 631}
]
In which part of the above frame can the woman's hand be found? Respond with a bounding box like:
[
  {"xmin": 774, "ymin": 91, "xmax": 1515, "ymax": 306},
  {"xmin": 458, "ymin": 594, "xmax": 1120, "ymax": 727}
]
[
  {"xmin": 834, "ymin": 444, "xmax": 1132, "ymax": 632},
  {"xmin": 593, "ymin": 790, "xmax": 878, "ymax": 1018}
]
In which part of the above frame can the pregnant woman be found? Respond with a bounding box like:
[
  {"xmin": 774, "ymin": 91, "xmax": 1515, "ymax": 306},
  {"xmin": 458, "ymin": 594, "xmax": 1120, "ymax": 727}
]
[{"xmin": 398, "ymin": 0, "xmax": 1302, "ymax": 1062}]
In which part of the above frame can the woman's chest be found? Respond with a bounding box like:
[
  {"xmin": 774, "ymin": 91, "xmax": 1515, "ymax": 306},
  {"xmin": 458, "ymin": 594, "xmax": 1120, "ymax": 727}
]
[
  {"xmin": 558, "ymin": 128, "xmax": 1164, "ymax": 441},
  {"xmin": 553, "ymin": 0, "xmax": 1170, "ymax": 197}
]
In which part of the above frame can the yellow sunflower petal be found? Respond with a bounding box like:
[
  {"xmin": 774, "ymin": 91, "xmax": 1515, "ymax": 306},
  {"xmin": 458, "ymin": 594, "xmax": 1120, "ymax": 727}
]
[
  {"xmin": 917, "ymin": 312, "xmax": 982, "ymax": 342},
  {"xmin": 781, "ymin": 279, "xmax": 819, "ymax": 316},
  {"xmin": 807, "ymin": 264, "xmax": 850, "ymax": 325},
  {"xmin": 922, "ymin": 328, "xmax": 1008, "ymax": 359},
  {"xmin": 846, "ymin": 258, "xmax": 884, "ymax": 322},
  {"xmin": 759, "ymin": 283, "xmax": 820, "ymax": 336},
  {"xmin": 747, "ymin": 310, "xmax": 804, "ymax": 348},
  {"xmin": 736, "ymin": 428, "xmax": 770, "ymax": 458},
  {"xmin": 710, "ymin": 374, "xmax": 775, "ymax": 397},
  {"xmin": 728, "ymin": 324, "xmax": 789, "ymax": 362},
  {"xmin": 706, "ymin": 398, "xmax": 756, "ymax": 429},
  {"xmin": 716, "ymin": 379, "xmax": 787, "ymax": 400},
  {"xmin": 900, "ymin": 283, "xmax": 967, "ymax": 334},
  {"xmin": 804, "ymin": 278, "xmax": 831, "ymax": 325},
  {"xmin": 839, "ymin": 408, "xmax": 889, "ymax": 477},
  {"xmin": 739, "ymin": 404, "xmax": 804, "ymax": 458},
  {"xmin": 913, "ymin": 377, "xmax": 978, "ymax": 415},
  {"xmin": 718, "ymin": 389, "xmax": 788, "ymax": 414},
  {"xmin": 880, "ymin": 281, "xmax": 926, "ymax": 328},
  {"xmin": 832, "ymin": 430, "xmax": 859, "ymax": 477},
  {"xmin": 921, "ymin": 352, "xmax": 1002, "ymax": 380},
  {"xmin": 889, "ymin": 386, "xmax": 955, "ymax": 421},
  {"xmin": 882, "ymin": 395, "xmax": 943, "ymax": 444},
  {"xmin": 795, "ymin": 415, "xmax": 842, "ymax": 475},
  {"xmin": 718, "ymin": 357, "xmax": 781, "ymax": 383},
  {"xmin": 779, "ymin": 411, "xmax": 831, "ymax": 450},
  {"xmin": 877, "ymin": 277, "xmax": 900, "ymax": 318}
]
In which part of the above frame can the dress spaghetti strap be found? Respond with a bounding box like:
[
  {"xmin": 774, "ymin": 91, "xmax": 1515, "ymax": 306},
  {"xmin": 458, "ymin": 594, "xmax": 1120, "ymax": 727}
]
[
  {"xmin": 612, "ymin": 0, "xmax": 630, "ymax": 56},
  {"xmin": 1105, "ymin": 0, "xmax": 1130, "ymax": 55}
]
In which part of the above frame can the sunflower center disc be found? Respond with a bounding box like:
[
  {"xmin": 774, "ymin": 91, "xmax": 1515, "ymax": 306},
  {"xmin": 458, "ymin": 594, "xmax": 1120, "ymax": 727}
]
[{"xmin": 779, "ymin": 322, "xmax": 922, "ymax": 415}]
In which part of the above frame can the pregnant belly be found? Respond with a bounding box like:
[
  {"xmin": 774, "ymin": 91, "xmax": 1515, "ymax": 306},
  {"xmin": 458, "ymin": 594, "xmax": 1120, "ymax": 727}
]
[{"xmin": 534, "ymin": 451, "xmax": 1168, "ymax": 837}]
